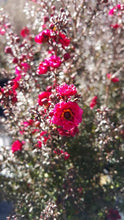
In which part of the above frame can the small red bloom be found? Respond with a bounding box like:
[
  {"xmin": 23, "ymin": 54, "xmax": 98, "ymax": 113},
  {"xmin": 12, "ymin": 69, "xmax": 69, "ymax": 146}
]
[
  {"xmin": 58, "ymin": 32, "xmax": 70, "ymax": 48},
  {"xmin": 110, "ymin": 24, "xmax": 121, "ymax": 29},
  {"xmin": 53, "ymin": 149, "xmax": 70, "ymax": 160},
  {"xmin": 107, "ymin": 209, "xmax": 121, "ymax": 220},
  {"xmin": 90, "ymin": 96, "xmax": 98, "ymax": 109},
  {"xmin": 46, "ymin": 55, "xmax": 61, "ymax": 68},
  {"xmin": 11, "ymin": 140, "xmax": 23, "ymax": 153},
  {"xmin": 38, "ymin": 91, "xmax": 51, "ymax": 106},
  {"xmin": 56, "ymin": 83, "xmax": 77, "ymax": 97},
  {"xmin": 35, "ymin": 29, "xmax": 54, "ymax": 44},
  {"xmin": 37, "ymin": 61, "xmax": 49, "ymax": 75},
  {"xmin": 64, "ymin": 52, "xmax": 71, "ymax": 60},
  {"xmin": 0, "ymin": 27, "xmax": 5, "ymax": 35},
  {"xmin": 36, "ymin": 140, "xmax": 42, "ymax": 148},
  {"xmin": 108, "ymin": 4, "xmax": 124, "ymax": 16},
  {"xmin": 20, "ymin": 27, "xmax": 30, "ymax": 38},
  {"xmin": 21, "ymin": 62, "xmax": 30, "ymax": 72},
  {"xmin": 107, "ymin": 73, "xmax": 119, "ymax": 83}
]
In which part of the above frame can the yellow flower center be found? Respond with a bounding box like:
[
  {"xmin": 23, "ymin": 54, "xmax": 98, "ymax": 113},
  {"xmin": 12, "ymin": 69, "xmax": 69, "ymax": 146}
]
[{"xmin": 62, "ymin": 109, "xmax": 73, "ymax": 120}]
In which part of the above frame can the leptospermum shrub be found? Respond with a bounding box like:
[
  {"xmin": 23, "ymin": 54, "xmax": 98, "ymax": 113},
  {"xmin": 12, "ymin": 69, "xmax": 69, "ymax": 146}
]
[{"xmin": 0, "ymin": 1, "xmax": 124, "ymax": 219}]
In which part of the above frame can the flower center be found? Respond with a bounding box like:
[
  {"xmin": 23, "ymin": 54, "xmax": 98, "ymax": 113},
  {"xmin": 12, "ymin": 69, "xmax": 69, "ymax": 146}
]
[{"xmin": 62, "ymin": 109, "xmax": 73, "ymax": 120}]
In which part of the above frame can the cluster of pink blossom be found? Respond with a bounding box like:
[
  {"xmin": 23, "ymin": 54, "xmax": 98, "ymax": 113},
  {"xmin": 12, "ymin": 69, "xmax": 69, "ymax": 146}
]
[
  {"xmin": 37, "ymin": 55, "xmax": 61, "ymax": 75},
  {"xmin": 108, "ymin": 4, "xmax": 124, "ymax": 29},
  {"xmin": 35, "ymin": 29, "xmax": 70, "ymax": 48}
]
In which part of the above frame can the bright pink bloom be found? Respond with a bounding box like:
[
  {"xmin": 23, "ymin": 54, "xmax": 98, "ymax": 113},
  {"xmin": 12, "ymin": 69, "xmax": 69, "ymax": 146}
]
[
  {"xmin": 12, "ymin": 79, "xmax": 19, "ymax": 90},
  {"xmin": 90, "ymin": 96, "xmax": 98, "ymax": 109},
  {"xmin": 111, "ymin": 77, "xmax": 119, "ymax": 83},
  {"xmin": 21, "ymin": 62, "xmax": 30, "ymax": 72},
  {"xmin": 36, "ymin": 140, "xmax": 42, "ymax": 148},
  {"xmin": 56, "ymin": 83, "xmax": 77, "ymax": 97},
  {"xmin": 38, "ymin": 91, "xmax": 51, "ymax": 106},
  {"xmin": 11, "ymin": 140, "xmax": 23, "ymax": 153},
  {"xmin": 58, "ymin": 32, "xmax": 70, "ymax": 48},
  {"xmin": 108, "ymin": 4, "xmax": 124, "ymax": 16},
  {"xmin": 64, "ymin": 152, "xmax": 70, "ymax": 160},
  {"xmin": 110, "ymin": 24, "xmax": 121, "ymax": 29},
  {"xmin": 51, "ymin": 101, "xmax": 83, "ymax": 130},
  {"xmin": 37, "ymin": 61, "xmax": 49, "ymax": 75},
  {"xmin": 107, "ymin": 209, "xmax": 121, "ymax": 220},
  {"xmin": 35, "ymin": 29, "xmax": 54, "ymax": 44},
  {"xmin": 0, "ymin": 27, "xmax": 5, "ymax": 35},
  {"xmin": 107, "ymin": 73, "xmax": 119, "ymax": 83},
  {"xmin": 20, "ymin": 27, "xmax": 30, "ymax": 38},
  {"xmin": 23, "ymin": 119, "xmax": 34, "ymax": 127},
  {"xmin": 46, "ymin": 55, "xmax": 61, "ymax": 68}
]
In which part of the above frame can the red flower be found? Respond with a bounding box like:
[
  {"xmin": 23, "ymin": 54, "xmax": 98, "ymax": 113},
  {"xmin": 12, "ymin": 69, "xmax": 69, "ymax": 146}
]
[
  {"xmin": 108, "ymin": 4, "xmax": 124, "ymax": 16},
  {"xmin": 53, "ymin": 149, "xmax": 70, "ymax": 160},
  {"xmin": 107, "ymin": 209, "xmax": 121, "ymax": 220},
  {"xmin": 20, "ymin": 27, "xmax": 30, "ymax": 38},
  {"xmin": 35, "ymin": 29, "xmax": 54, "ymax": 44},
  {"xmin": 46, "ymin": 55, "xmax": 61, "ymax": 68},
  {"xmin": 107, "ymin": 73, "xmax": 119, "ymax": 83},
  {"xmin": 21, "ymin": 62, "xmax": 30, "ymax": 72},
  {"xmin": 56, "ymin": 83, "xmax": 77, "ymax": 97},
  {"xmin": 90, "ymin": 96, "xmax": 98, "ymax": 109},
  {"xmin": 0, "ymin": 27, "xmax": 5, "ymax": 35},
  {"xmin": 36, "ymin": 140, "xmax": 42, "ymax": 148},
  {"xmin": 58, "ymin": 32, "xmax": 70, "ymax": 48},
  {"xmin": 64, "ymin": 151, "xmax": 70, "ymax": 160},
  {"xmin": 11, "ymin": 140, "xmax": 23, "ymax": 153},
  {"xmin": 110, "ymin": 24, "xmax": 121, "ymax": 29},
  {"xmin": 38, "ymin": 91, "xmax": 51, "ymax": 106},
  {"xmin": 51, "ymin": 101, "xmax": 83, "ymax": 130},
  {"xmin": 37, "ymin": 61, "xmax": 49, "ymax": 75}
]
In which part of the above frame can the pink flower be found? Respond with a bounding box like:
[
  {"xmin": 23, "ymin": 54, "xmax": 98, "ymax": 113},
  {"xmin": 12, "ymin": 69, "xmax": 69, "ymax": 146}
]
[
  {"xmin": 58, "ymin": 32, "xmax": 70, "ymax": 48},
  {"xmin": 107, "ymin": 209, "xmax": 121, "ymax": 220},
  {"xmin": 107, "ymin": 73, "xmax": 119, "ymax": 83},
  {"xmin": 35, "ymin": 29, "xmax": 54, "ymax": 44},
  {"xmin": 51, "ymin": 101, "xmax": 83, "ymax": 130},
  {"xmin": 11, "ymin": 140, "xmax": 23, "ymax": 153},
  {"xmin": 64, "ymin": 152, "xmax": 70, "ymax": 160},
  {"xmin": 12, "ymin": 79, "xmax": 19, "ymax": 90},
  {"xmin": 38, "ymin": 91, "xmax": 51, "ymax": 106},
  {"xmin": 110, "ymin": 24, "xmax": 121, "ymax": 29},
  {"xmin": 21, "ymin": 62, "xmax": 30, "ymax": 72},
  {"xmin": 23, "ymin": 119, "xmax": 34, "ymax": 127},
  {"xmin": 0, "ymin": 27, "xmax": 5, "ymax": 35},
  {"xmin": 90, "ymin": 96, "xmax": 98, "ymax": 109},
  {"xmin": 108, "ymin": 4, "xmax": 124, "ymax": 16},
  {"xmin": 20, "ymin": 27, "xmax": 30, "ymax": 38},
  {"xmin": 56, "ymin": 83, "xmax": 77, "ymax": 97},
  {"xmin": 64, "ymin": 52, "xmax": 71, "ymax": 60},
  {"xmin": 37, "ymin": 61, "xmax": 49, "ymax": 75},
  {"xmin": 36, "ymin": 140, "xmax": 42, "ymax": 148},
  {"xmin": 46, "ymin": 55, "xmax": 61, "ymax": 68}
]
